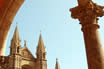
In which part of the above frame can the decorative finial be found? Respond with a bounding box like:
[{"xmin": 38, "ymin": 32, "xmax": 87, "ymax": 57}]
[
  {"xmin": 24, "ymin": 40, "xmax": 26, "ymax": 46},
  {"xmin": 56, "ymin": 58, "xmax": 58, "ymax": 61}
]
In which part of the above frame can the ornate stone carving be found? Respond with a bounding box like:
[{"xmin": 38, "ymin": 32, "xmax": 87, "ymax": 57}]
[
  {"xmin": 0, "ymin": 56, "xmax": 9, "ymax": 69},
  {"xmin": 70, "ymin": 1, "xmax": 104, "ymax": 26}
]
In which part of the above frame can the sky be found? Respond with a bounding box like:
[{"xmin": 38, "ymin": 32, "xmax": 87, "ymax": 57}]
[{"xmin": 5, "ymin": 0, "xmax": 104, "ymax": 69}]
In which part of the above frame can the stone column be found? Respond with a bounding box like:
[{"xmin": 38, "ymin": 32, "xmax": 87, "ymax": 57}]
[
  {"xmin": 0, "ymin": 0, "xmax": 24, "ymax": 56},
  {"xmin": 70, "ymin": 0, "xmax": 104, "ymax": 69}
]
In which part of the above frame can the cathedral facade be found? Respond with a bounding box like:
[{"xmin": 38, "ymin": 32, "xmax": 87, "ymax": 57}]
[{"xmin": 0, "ymin": 26, "xmax": 60, "ymax": 69}]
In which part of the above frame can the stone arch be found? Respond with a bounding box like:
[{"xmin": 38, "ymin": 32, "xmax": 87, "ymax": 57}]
[
  {"xmin": 0, "ymin": 0, "xmax": 24, "ymax": 56},
  {"xmin": 22, "ymin": 65, "xmax": 32, "ymax": 69},
  {"xmin": 21, "ymin": 59, "xmax": 35, "ymax": 69}
]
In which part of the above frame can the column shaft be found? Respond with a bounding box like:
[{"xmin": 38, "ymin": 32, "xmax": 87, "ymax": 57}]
[{"xmin": 82, "ymin": 19, "xmax": 104, "ymax": 69}]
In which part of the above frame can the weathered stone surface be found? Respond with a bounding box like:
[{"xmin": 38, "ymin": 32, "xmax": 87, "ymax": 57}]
[
  {"xmin": 70, "ymin": 0, "xmax": 104, "ymax": 69},
  {"xmin": 0, "ymin": 28, "xmax": 51, "ymax": 69},
  {"xmin": 0, "ymin": 0, "xmax": 24, "ymax": 56}
]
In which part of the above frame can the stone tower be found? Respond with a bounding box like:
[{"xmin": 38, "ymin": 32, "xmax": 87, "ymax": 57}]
[
  {"xmin": 36, "ymin": 34, "xmax": 47, "ymax": 69},
  {"xmin": 9, "ymin": 26, "xmax": 21, "ymax": 69},
  {"xmin": 0, "ymin": 27, "xmax": 59, "ymax": 69}
]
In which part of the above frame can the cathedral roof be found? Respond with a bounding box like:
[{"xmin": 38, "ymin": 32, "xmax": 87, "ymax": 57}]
[
  {"xmin": 21, "ymin": 40, "xmax": 36, "ymax": 60},
  {"xmin": 22, "ymin": 45, "xmax": 28, "ymax": 50},
  {"xmin": 21, "ymin": 45, "xmax": 36, "ymax": 60}
]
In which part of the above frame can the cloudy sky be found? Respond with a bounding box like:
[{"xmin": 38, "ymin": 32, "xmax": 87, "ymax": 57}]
[{"xmin": 6, "ymin": 0, "xmax": 104, "ymax": 69}]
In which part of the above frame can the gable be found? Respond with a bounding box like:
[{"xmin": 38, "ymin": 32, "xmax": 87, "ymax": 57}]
[{"xmin": 21, "ymin": 47, "xmax": 35, "ymax": 61}]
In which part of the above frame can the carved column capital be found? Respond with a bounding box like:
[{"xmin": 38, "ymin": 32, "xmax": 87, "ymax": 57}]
[{"xmin": 70, "ymin": 1, "xmax": 104, "ymax": 26}]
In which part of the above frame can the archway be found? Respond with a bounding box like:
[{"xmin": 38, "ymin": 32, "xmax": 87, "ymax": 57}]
[
  {"xmin": 22, "ymin": 65, "xmax": 32, "ymax": 69},
  {"xmin": 0, "ymin": 0, "xmax": 24, "ymax": 56}
]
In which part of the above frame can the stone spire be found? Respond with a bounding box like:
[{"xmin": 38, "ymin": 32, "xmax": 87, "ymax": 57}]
[
  {"xmin": 36, "ymin": 34, "xmax": 47, "ymax": 69},
  {"xmin": 12, "ymin": 26, "xmax": 20, "ymax": 42},
  {"xmin": 55, "ymin": 58, "xmax": 60, "ymax": 69},
  {"xmin": 36, "ymin": 34, "xmax": 46, "ymax": 60},
  {"xmin": 36, "ymin": 34, "xmax": 46, "ymax": 54},
  {"xmin": 10, "ymin": 26, "xmax": 21, "ymax": 55}
]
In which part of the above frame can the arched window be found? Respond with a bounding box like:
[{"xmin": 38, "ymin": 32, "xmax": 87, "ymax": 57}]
[
  {"xmin": 22, "ymin": 65, "xmax": 32, "ymax": 69},
  {"xmin": 17, "ymin": 47, "xmax": 19, "ymax": 53},
  {"xmin": 43, "ymin": 53, "xmax": 46, "ymax": 59}
]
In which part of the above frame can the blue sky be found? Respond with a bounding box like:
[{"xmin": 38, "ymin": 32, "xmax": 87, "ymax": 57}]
[{"xmin": 6, "ymin": 0, "xmax": 104, "ymax": 69}]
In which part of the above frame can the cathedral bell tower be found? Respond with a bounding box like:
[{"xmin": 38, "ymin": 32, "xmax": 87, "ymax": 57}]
[
  {"xmin": 10, "ymin": 26, "xmax": 21, "ymax": 55},
  {"xmin": 9, "ymin": 26, "xmax": 21, "ymax": 69},
  {"xmin": 36, "ymin": 34, "xmax": 47, "ymax": 69}
]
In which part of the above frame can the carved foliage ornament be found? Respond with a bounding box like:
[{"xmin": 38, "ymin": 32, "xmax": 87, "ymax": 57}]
[{"xmin": 70, "ymin": 1, "xmax": 104, "ymax": 24}]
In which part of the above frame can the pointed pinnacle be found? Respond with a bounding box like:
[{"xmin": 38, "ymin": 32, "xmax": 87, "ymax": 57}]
[{"xmin": 13, "ymin": 26, "xmax": 20, "ymax": 41}]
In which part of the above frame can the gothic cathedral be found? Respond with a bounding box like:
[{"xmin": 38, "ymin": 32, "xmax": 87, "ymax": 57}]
[{"xmin": 0, "ymin": 26, "xmax": 60, "ymax": 69}]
